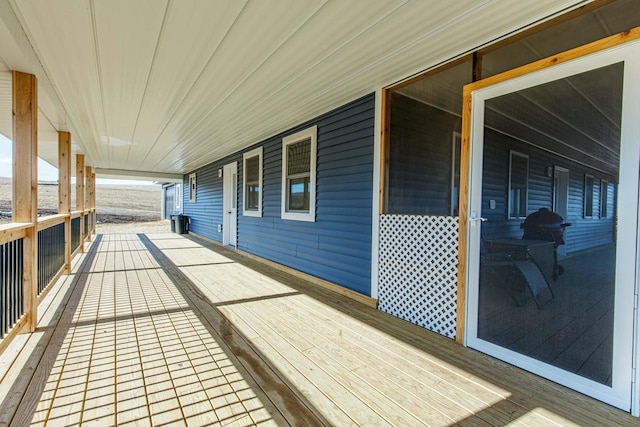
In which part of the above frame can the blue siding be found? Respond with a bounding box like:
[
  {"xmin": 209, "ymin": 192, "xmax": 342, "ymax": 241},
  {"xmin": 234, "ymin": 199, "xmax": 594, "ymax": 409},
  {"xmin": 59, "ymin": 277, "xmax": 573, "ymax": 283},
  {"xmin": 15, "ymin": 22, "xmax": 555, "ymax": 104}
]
[{"xmin": 183, "ymin": 94, "xmax": 375, "ymax": 295}]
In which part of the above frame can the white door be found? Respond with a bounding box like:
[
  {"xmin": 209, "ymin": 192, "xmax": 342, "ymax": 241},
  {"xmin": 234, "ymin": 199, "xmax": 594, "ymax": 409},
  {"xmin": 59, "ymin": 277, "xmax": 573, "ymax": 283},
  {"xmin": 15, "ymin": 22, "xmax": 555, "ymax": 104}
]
[
  {"xmin": 223, "ymin": 162, "xmax": 238, "ymax": 247},
  {"xmin": 553, "ymin": 166, "xmax": 569, "ymax": 256},
  {"xmin": 466, "ymin": 41, "xmax": 640, "ymax": 410}
]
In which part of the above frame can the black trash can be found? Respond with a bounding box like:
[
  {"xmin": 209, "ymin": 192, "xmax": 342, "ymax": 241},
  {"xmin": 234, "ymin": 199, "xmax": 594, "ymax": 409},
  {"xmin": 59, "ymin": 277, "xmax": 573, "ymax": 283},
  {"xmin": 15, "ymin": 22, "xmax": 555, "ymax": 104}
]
[
  {"xmin": 175, "ymin": 214, "xmax": 188, "ymax": 234},
  {"xmin": 170, "ymin": 215, "xmax": 177, "ymax": 233}
]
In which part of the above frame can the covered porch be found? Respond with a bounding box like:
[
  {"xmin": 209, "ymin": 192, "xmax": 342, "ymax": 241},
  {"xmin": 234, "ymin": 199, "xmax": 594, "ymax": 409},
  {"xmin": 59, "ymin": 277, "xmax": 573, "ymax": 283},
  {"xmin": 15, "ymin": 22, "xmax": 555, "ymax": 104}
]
[{"xmin": 0, "ymin": 231, "xmax": 634, "ymax": 426}]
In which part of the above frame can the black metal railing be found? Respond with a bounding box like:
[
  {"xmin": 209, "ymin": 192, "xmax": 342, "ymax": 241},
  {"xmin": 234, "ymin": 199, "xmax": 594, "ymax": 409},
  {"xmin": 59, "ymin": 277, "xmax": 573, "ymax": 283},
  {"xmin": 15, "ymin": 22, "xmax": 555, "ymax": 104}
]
[
  {"xmin": 84, "ymin": 214, "xmax": 89, "ymax": 239},
  {"xmin": 37, "ymin": 222, "xmax": 65, "ymax": 295},
  {"xmin": 1, "ymin": 238, "xmax": 24, "ymax": 338},
  {"xmin": 71, "ymin": 216, "xmax": 81, "ymax": 252}
]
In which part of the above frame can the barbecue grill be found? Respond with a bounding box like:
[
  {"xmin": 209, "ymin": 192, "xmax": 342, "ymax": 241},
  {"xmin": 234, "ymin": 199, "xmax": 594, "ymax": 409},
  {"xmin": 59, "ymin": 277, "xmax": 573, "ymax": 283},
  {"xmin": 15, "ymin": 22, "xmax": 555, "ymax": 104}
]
[{"xmin": 520, "ymin": 207, "xmax": 571, "ymax": 279}]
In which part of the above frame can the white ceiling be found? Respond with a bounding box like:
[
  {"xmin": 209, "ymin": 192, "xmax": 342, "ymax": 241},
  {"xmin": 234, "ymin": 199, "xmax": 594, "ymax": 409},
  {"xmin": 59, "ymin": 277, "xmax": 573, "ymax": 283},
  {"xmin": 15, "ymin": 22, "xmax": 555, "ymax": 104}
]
[{"xmin": 0, "ymin": 0, "xmax": 588, "ymax": 179}]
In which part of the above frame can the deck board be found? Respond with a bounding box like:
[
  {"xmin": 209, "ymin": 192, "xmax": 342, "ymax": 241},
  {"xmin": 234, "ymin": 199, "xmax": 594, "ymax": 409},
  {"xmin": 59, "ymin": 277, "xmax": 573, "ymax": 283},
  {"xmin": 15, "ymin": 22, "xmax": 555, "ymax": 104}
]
[{"xmin": 0, "ymin": 232, "xmax": 637, "ymax": 426}]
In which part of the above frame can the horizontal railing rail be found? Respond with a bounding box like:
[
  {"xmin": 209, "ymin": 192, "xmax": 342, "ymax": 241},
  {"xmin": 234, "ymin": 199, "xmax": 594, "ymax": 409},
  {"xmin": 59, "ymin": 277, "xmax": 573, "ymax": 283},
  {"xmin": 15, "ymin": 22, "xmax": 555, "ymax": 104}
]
[
  {"xmin": 37, "ymin": 213, "xmax": 67, "ymax": 231},
  {"xmin": 0, "ymin": 222, "xmax": 32, "ymax": 246},
  {"xmin": 70, "ymin": 210, "xmax": 83, "ymax": 219}
]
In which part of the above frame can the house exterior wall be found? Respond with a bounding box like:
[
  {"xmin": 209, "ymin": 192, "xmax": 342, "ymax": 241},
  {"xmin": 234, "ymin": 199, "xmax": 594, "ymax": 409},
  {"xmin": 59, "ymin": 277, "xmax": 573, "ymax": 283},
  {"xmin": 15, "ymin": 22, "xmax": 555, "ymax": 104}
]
[{"xmin": 183, "ymin": 94, "xmax": 375, "ymax": 296}]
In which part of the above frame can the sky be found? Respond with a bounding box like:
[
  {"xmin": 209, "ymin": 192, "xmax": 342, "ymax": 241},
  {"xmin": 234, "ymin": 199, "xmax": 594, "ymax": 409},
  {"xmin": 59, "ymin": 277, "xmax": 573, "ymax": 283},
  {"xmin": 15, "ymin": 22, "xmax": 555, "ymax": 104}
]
[{"xmin": 0, "ymin": 133, "xmax": 154, "ymax": 185}]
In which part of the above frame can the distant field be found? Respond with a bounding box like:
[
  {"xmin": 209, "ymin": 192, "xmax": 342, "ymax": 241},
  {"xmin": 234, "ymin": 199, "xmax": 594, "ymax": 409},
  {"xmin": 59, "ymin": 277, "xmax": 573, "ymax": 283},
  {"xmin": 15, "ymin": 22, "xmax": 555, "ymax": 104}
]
[{"xmin": 0, "ymin": 177, "xmax": 162, "ymax": 224}]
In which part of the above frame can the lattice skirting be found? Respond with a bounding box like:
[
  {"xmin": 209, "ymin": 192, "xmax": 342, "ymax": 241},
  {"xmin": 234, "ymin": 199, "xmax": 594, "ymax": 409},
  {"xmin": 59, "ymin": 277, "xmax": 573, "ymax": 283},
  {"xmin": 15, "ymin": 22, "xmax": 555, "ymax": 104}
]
[{"xmin": 378, "ymin": 215, "xmax": 459, "ymax": 339}]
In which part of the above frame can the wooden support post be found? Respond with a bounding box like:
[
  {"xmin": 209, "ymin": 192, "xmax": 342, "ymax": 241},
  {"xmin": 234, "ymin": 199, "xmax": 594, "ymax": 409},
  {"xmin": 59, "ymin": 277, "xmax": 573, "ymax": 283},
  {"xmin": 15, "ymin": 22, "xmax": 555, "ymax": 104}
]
[
  {"xmin": 85, "ymin": 165, "xmax": 93, "ymax": 242},
  {"xmin": 58, "ymin": 131, "xmax": 71, "ymax": 273},
  {"xmin": 12, "ymin": 71, "xmax": 38, "ymax": 333},
  {"xmin": 76, "ymin": 154, "xmax": 85, "ymax": 252},
  {"xmin": 91, "ymin": 172, "xmax": 96, "ymax": 234}
]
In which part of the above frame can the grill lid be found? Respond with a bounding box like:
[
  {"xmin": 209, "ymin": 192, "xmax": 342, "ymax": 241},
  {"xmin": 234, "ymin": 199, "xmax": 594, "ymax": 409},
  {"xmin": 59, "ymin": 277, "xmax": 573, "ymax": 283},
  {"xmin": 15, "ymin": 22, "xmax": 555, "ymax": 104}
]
[{"xmin": 521, "ymin": 208, "xmax": 570, "ymax": 229}]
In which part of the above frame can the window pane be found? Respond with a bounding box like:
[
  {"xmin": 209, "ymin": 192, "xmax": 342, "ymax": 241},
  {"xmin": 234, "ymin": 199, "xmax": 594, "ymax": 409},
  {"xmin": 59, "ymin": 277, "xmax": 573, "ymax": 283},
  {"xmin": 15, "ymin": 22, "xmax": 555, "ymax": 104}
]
[
  {"xmin": 246, "ymin": 155, "xmax": 259, "ymax": 182},
  {"xmin": 509, "ymin": 154, "xmax": 528, "ymax": 218},
  {"xmin": 600, "ymin": 181, "xmax": 608, "ymax": 218},
  {"xmin": 287, "ymin": 139, "xmax": 311, "ymax": 176},
  {"xmin": 585, "ymin": 176, "xmax": 594, "ymax": 217},
  {"xmin": 246, "ymin": 183, "xmax": 259, "ymax": 210},
  {"xmin": 288, "ymin": 177, "xmax": 309, "ymax": 211}
]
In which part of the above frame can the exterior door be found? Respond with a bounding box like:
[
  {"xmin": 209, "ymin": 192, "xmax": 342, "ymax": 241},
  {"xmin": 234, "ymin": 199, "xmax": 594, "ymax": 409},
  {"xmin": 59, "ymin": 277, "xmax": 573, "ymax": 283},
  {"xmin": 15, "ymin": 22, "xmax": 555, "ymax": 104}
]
[
  {"xmin": 223, "ymin": 162, "xmax": 238, "ymax": 247},
  {"xmin": 465, "ymin": 41, "xmax": 640, "ymax": 410},
  {"xmin": 553, "ymin": 166, "xmax": 569, "ymax": 256}
]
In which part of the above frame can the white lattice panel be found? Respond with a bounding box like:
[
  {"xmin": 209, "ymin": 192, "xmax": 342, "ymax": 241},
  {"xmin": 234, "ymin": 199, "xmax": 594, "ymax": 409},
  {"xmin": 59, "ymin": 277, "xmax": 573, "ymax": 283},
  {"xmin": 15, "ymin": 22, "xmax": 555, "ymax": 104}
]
[{"xmin": 378, "ymin": 215, "xmax": 459, "ymax": 339}]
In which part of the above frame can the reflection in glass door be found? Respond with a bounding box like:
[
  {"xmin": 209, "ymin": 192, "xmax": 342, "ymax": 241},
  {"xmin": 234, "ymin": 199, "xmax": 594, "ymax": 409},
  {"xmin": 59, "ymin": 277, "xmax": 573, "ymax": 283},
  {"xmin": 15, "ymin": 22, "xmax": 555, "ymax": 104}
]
[{"xmin": 466, "ymin": 43, "xmax": 640, "ymax": 410}]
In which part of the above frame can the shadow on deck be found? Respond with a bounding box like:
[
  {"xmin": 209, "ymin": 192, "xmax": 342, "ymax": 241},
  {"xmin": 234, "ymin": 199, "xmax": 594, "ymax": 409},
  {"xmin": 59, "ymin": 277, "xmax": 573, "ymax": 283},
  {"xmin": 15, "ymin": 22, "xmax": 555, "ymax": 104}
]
[{"xmin": 0, "ymin": 233, "xmax": 635, "ymax": 426}]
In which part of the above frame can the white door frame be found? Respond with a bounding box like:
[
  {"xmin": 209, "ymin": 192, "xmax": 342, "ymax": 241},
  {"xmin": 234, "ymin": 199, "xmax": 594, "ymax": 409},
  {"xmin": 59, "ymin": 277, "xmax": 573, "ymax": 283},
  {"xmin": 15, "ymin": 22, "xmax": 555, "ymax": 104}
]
[
  {"xmin": 465, "ymin": 41, "xmax": 640, "ymax": 411},
  {"xmin": 223, "ymin": 162, "xmax": 238, "ymax": 247}
]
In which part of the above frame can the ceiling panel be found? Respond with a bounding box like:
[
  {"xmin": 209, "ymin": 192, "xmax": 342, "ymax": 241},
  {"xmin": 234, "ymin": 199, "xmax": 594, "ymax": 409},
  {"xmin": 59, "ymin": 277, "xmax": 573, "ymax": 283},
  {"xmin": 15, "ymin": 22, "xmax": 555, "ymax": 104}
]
[
  {"xmin": 6, "ymin": 0, "xmax": 589, "ymax": 178},
  {"xmin": 123, "ymin": 0, "xmax": 247, "ymax": 170},
  {"xmin": 131, "ymin": 0, "xmax": 330, "ymax": 172},
  {"xmin": 94, "ymin": 0, "xmax": 167, "ymax": 169}
]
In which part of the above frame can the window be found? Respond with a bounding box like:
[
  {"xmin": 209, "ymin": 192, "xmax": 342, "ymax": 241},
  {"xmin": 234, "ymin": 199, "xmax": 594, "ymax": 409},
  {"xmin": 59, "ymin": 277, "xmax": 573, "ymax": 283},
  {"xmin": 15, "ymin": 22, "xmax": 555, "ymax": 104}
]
[
  {"xmin": 188, "ymin": 173, "xmax": 196, "ymax": 203},
  {"xmin": 281, "ymin": 126, "xmax": 317, "ymax": 222},
  {"xmin": 508, "ymin": 151, "xmax": 528, "ymax": 219},
  {"xmin": 175, "ymin": 183, "xmax": 182, "ymax": 210},
  {"xmin": 243, "ymin": 147, "xmax": 263, "ymax": 217},
  {"xmin": 584, "ymin": 175, "xmax": 594, "ymax": 218}
]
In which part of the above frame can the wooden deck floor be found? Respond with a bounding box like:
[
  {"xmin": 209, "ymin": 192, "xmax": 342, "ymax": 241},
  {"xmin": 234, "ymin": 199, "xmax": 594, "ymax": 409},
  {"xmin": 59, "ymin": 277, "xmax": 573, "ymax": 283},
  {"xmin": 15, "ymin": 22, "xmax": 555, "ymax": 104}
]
[{"xmin": 0, "ymin": 233, "xmax": 637, "ymax": 426}]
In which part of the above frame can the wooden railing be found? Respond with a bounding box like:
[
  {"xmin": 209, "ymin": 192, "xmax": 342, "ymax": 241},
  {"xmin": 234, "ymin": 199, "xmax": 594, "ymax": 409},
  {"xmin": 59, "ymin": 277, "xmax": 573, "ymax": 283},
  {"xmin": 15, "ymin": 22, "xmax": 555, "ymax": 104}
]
[
  {"xmin": 0, "ymin": 223, "xmax": 31, "ymax": 347},
  {"xmin": 0, "ymin": 223, "xmax": 30, "ymax": 339},
  {"xmin": 0, "ymin": 210, "xmax": 96, "ymax": 353},
  {"xmin": 37, "ymin": 214, "xmax": 66, "ymax": 296}
]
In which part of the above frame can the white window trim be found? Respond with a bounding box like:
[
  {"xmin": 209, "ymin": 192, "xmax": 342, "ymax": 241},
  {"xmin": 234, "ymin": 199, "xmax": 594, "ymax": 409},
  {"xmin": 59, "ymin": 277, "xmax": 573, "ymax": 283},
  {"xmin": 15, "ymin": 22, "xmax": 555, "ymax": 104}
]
[
  {"xmin": 243, "ymin": 147, "xmax": 263, "ymax": 217},
  {"xmin": 281, "ymin": 125, "xmax": 317, "ymax": 222},
  {"xmin": 188, "ymin": 173, "xmax": 196, "ymax": 203},
  {"xmin": 508, "ymin": 150, "xmax": 529, "ymax": 219}
]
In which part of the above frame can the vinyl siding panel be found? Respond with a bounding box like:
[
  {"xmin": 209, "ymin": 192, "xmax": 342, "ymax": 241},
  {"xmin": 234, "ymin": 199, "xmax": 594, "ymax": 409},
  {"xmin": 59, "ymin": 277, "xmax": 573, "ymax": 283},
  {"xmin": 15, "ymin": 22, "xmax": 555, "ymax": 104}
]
[{"xmin": 184, "ymin": 94, "xmax": 374, "ymax": 295}]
